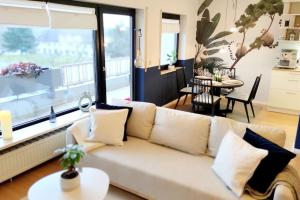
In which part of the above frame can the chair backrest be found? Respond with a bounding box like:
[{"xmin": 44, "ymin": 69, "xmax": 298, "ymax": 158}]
[
  {"xmin": 217, "ymin": 67, "xmax": 236, "ymax": 79},
  {"xmin": 248, "ymin": 74, "xmax": 262, "ymax": 102},
  {"xmin": 175, "ymin": 67, "xmax": 187, "ymax": 92},
  {"xmin": 192, "ymin": 77, "xmax": 214, "ymax": 105}
]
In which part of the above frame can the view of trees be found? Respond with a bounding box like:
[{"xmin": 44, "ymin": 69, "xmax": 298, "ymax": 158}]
[
  {"xmin": 105, "ymin": 23, "xmax": 131, "ymax": 58},
  {"xmin": 2, "ymin": 28, "xmax": 37, "ymax": 53}
]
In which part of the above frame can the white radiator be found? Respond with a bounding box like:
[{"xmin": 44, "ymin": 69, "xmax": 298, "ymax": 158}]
[{"xmin": 0, "ymin": 127, "xmax": 67, "ymax": 183}]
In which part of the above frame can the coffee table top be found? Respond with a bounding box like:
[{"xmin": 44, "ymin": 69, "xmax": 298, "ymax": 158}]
[{"xmin": 28, "ymin": 167, "xmax": 109, "ymax": 200}]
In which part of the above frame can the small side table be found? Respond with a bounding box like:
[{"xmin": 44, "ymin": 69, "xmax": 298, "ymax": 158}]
[{"xmin": 28, "ymin": 168, "xmax": 109, "ymax": 200}]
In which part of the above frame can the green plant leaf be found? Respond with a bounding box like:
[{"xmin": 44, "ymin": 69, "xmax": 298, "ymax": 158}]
[
  {"xmin": 196, "ymin": 9, "xmax": 211, "ymax": 44},
  {"xmin": 201, "ymin": 13, "xmax": 221, "ymax": 44},
  {"xmin": 198, "ymin": 0, "xmax": 214, "ymax": 15},
  {"xmin": 206, "ymin": 39, "xmax": 229, "ymax": 49},
  {"xmin": 205, "ymin": 31, "xmax": 232, "ymax": 46},
  {"xmin": 205, "ymin": 49, "xmax": 220, "ymax": 55},
  {"xmin": 204, "ymin": 57, "xmax": 224, "ymax": 63}
]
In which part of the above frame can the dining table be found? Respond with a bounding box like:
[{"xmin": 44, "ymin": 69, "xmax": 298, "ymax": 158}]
[{"xmin": 191, "ymin": 75, "xmax": 244, "ymax": 116}]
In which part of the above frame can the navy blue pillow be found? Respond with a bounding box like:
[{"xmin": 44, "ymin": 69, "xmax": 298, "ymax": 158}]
[
  {"xmin": 95, "ymin": 102, "xmax": 133, "ymax": 141},
  {"xmin": 243, "ymin": 128, "xmax": 296, "ymax": 193}
]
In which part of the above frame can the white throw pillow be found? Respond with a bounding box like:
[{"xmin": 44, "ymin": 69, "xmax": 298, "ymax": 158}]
[
  {"xmin": 150, "ymin": 107, "xmax": 211, "ymax": 155},
  {"xmin": 208, "ymin": 116, "xmax": 286, "ymax": 157},
  {"xmin": 212, "ymin": 131, "xmax": 268, "ymax": 197},
  {"xmin": 67, "ymin": 118, "xmax": 105, "ymax": 152},
  {"xmin": 111, "ymin": 99, "xmax": 156, "ymax": 139},
  {"xmin": 86, "ymin": 108, "xmax": 128, "ymax": 146}
]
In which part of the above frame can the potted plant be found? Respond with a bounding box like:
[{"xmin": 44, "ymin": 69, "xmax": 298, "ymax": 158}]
[
  {"xmin": 55, "ymin": 144, "xmax": 85, "ymax": 191},
  {"xmin": 167, "ymin": 50, "xmax": 177, "ymax": 70}
]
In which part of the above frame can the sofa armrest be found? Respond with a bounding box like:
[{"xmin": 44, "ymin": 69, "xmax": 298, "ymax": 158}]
[
  {"xmin": 66, "ymin": 126, "xmax": 77, "ymax": 145},
  {"xmin": 66, "ymin": 118, "xmax": 90, "ymax": 146},
  {"xmin": 273, "ymin": 185, "xmax": 295, "ymax": 200}
]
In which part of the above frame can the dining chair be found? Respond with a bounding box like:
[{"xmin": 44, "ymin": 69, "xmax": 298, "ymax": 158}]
[
  {"xmin": 175, "ymin": 67, "xmax": 193, "ymax": 108},
  {"xmin": 216, "ymin": 67, "xmax": 236, "ymax": 79},
  {"xmin": 217, "ymin": 67, "xmax": 236, "ymax": 95},
  {"xmin": 225, "ymin": 74, "xmax": 262, "ymax": 123},
  {"xmin": 192, "ymin": 77, "xmax": 221, "ymax": 116}
]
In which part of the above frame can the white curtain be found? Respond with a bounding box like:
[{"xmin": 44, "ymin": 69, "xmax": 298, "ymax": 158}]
[
  {"xmin": 161, "ymin": 19, "xmax": 180, "ymax": 33},
  {"xmin": 0, "ymin": 0, "xmax": 48, "ymax": 27},
  {"xmin": 48, "ymin": 3, "xmax": 97, "ymax": 30},
  {"xmin": 0, "ymin": 0, "xmax": 97, "ymax": 30}
]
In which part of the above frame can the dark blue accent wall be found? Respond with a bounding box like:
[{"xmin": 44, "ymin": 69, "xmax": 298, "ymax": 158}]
[
  {"xmin": 295, "ymin": 116, "xmax": 300, "ymax": 150},
  {"xmin": 134, "ymin": 58, "xmax": 194, "ymax": 106}
]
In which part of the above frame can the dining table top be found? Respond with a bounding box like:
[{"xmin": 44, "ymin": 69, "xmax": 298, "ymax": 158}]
[{"xmin": 193, "ymin": 76, "xmax": 244, "ymax": 89}]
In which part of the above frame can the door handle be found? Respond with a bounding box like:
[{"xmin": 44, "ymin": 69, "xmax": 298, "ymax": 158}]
[{"xmin": 102, "ymin": 67, "xmax": 106, "ymax": 72}]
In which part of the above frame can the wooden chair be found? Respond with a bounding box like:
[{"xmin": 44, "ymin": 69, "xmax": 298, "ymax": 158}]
[
  {"xmin": 225, "ymin": 74, "xmax": 262, "ymax": 123},
  {"xmin": 192, "ymin": 77, "xmax": 221, "ymax": 116},
  {"xmin": 218, "ymin": 67, "xmax": 236, "ymax": 95},
  {"xmin": 174, "ymin": 67, "xmax": 193, "ymax": 108},
  {"xmin": 217, "ymin": 67, "xmax": 236, "ymax": 79}
]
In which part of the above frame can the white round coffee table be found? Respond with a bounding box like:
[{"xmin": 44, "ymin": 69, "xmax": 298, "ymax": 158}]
[{"xmin": 28, "ymin": 167, "xmax": 109, "ymax": 200}]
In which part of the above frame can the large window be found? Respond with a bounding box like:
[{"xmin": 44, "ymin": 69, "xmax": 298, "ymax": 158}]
[
  {"xmin": 0, "ymin": 27, "xmax": 95, "ymax": 126},
  {"xmin": 160, "ymin": 13, "xmax": 180, "ymax": 66},
  {"xmin": 0, "ymin": 2, "xmax": 97, "ymax": 127}
]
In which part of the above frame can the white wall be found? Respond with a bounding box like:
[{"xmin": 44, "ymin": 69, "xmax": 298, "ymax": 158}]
[
  {"xmin": 208, "ymin": 0, "xmax": 282, "ymax": 103},
  {"xmin": 82, "ymin": 0, "xmax": 199, "ymax": 68}
]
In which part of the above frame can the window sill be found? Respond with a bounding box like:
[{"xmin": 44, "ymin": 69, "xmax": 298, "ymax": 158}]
[
  {"xmin": 160, "ymin": 66, "xmax": 183, "ymax": 75},
  {"xmin": 0, "ymin": 109, "xmax": 91, "ymax": 151}
]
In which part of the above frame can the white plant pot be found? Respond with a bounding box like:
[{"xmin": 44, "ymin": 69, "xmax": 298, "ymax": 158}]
[{"xmin": 60, "ymin": 173, "xmax": 80, "ymax": 192}]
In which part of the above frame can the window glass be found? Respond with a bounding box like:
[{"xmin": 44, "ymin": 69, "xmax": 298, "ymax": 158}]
[
  {"xmin": 160, "ymin": 33, "xmax": 178, "ymax": 65},
  {"xmin": 0, "ymin": 27, "xmax": 95, "ymax": 126}
]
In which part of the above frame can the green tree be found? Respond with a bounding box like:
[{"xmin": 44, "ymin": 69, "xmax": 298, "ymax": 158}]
[
  {"xmin": 2, "ymin": 28, "xmax": 37, "ymax": 53},
  {"xmin": 105, "ymin": 24, "xmax": 130, "ymax": 58}
]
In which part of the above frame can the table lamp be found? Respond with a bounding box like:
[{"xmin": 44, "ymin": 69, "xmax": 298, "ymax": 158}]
[
  {"xmin": 0, "ymin": 110, "xmax": 13, "ymax": 140},
  {"xmin": 295, "ymin": 115, "xmax": 300, "ymax": 154}
]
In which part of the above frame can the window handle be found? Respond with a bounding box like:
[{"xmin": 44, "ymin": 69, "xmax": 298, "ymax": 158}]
[{"xmin": 102, "ymin": 67, "xmax": 106, "ymax": 72}]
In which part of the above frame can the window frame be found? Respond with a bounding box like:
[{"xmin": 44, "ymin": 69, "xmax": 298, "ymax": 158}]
[
  {"xmin": 1, "ymin": 0, "xmax": 135, "ymax": 132},
  {"xmin": 160, "ymin": 13, "xmax": 180, "ymax": 71}
]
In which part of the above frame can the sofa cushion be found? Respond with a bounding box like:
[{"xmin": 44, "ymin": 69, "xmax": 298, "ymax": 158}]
[
  {"xmin": 212, "ymin": 131, "xmax": 268, "ymax": 197},
  {"xmin": 150, "ymin": 107, "xmax": 210, "ymax": 155},
  {"xmin": 208, "ymin": 116, "xmax": 286, "ymax": 157},
  {"xmin": 95, "ymin": 103, "xmax": 133, "ymax": 141},
  {"xmin": 111, "ymin": 100, "xmax": 156, "ymax": 139},
  {"xmin": 87, "ymin": 108, "xmax": 128, "ymax": 146},
  {"xmin": 83, "ymin": 137, "xmax": 256, "ymax": 200}
]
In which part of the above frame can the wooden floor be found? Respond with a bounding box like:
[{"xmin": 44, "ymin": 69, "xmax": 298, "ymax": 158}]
[
  {"xmin": 0, "ymin": 97, "xmax": 299, "ymax": 200},
  {"xmin": 0, "ymin": 158, "xmax": 61, "ymax": 200}
]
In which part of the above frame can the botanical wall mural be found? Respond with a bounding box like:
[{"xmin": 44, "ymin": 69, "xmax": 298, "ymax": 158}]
[{"xmin": 195, "ymin": 0, "xmax": 284, "ymax": 72}]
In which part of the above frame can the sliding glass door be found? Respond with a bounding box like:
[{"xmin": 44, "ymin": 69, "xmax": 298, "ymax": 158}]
[{"xmin": 98, "ymin": 7, "xmax": 135, "ymax": 103}]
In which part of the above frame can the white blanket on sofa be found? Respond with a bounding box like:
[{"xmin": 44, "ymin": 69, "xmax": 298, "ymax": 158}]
[
  {"xmin": 68, "ymin": 118, "xmax": 105, "ymax": 152},
  {"xmin": 245, "ymin": 165, "xmax": 300, "ymax": 200}
]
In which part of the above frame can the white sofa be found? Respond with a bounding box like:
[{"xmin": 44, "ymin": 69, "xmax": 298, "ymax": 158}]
[{"xmin": 66, "ymin": 101, "xmax": 294, "ymax": 200}]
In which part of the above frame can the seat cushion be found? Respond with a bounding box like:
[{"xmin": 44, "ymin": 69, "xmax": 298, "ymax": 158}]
[
  {"xmin": 180, "ymin": 86, "xmax": 198, "ymax": 94},
  {"xmin": 226, "ymin": 91, "xmax": 249, "ymax": 101},
  {"xmin": 208, "ymin": 116, "xmax": 286, "ymax": 157},
  {"xmin": 150, "ymin": 107, "xmax": 210, "ymax": 155},
  {"xmin": 83, "ymin": 137, "xmax": 255, "ymax": 200},
  {"xmin": 111, "ymin": 100, "xmax": 156, "ymax": 139},
  {"xmin": 193, "ymin": 94, "xmax": 221, "ymax": 104}
]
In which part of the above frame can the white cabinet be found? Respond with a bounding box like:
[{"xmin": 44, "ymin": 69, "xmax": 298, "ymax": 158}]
[{"xmin": 268, "ymin": 68, "xmax": 300, "ymax": 114}]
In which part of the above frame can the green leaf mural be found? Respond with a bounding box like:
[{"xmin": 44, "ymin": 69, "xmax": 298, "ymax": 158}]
[{"xmin": 198, "ymin": 0, "xmax": 214, "ymax": 16}]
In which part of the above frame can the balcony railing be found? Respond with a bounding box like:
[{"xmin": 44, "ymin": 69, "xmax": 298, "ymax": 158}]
[{"xmin": 59, "ymin": 56, "xmax": 131, "ymax": 87}]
